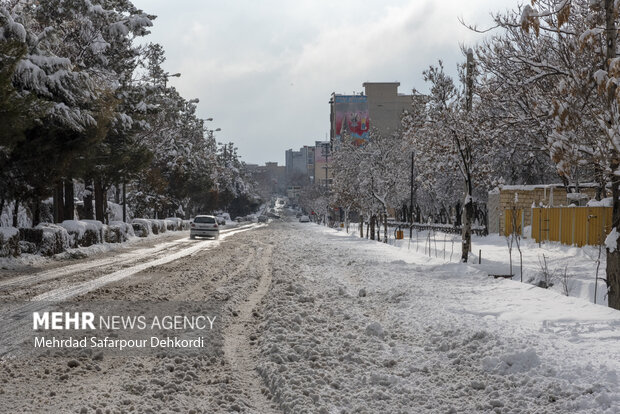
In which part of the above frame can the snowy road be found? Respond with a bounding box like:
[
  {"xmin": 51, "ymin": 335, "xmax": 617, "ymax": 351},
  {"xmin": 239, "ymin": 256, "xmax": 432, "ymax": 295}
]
[{"xmin": 0, "ymin": 220, "xmax": 619, "ymax": 413}]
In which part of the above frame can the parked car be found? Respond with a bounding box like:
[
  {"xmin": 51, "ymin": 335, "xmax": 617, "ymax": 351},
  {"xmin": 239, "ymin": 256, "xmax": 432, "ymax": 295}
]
[
  {"xmin": 299, "ymin": 215, "xmax": 310, "ymax": 223},
  {"xmin": 257, "ymin": 215, "xmax": 269, "ymax": 223},
  {"xmin": 190, "ymin": 215, "xmax": 219, "ymax": 239}
]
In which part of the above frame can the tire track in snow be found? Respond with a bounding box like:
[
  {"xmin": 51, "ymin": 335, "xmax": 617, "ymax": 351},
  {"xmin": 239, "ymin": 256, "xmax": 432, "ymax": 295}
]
[
  {"xmin": 223, "ymin": 239, "xmax": 279, "ymax": 413},
  {"xmin": 0, "ymin": 224, "xmax": 262, "ymax": 358}
]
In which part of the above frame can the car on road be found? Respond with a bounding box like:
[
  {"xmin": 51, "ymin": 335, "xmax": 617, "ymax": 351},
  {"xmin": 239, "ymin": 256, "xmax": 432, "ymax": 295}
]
[
  {"xmin": 299, "ymin": 215, "xmax": 310, "ymax": 223},
  {"xmin": 190, "ymin": 215, "xmax": 219, "ymax": 239},
  {"xmin": 258, "ymin": 215, "xmax": 269, "ymax": 223}
]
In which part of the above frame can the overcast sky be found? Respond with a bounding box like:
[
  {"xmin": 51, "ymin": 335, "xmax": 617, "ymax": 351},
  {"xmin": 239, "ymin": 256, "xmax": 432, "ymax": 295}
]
[{"xmin": 131, "ymin": 0, "xmax": 518, "ymax": 165}]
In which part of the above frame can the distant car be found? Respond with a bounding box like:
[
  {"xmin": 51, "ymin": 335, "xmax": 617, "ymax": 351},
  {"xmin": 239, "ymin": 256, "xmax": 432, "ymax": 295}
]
[
  {"xmin": 190, "ymin": 215, "xmax": 219, "ymax": 239},
  {"xmin": 216, "ymin": 216, "xmax": 226, "ymax": 225},
  {"xmin": 299, "ymin": 215, "xmax": 310, "ymax": 223},
  {"xmin": 258, "ymin": 215, "xmax": 269, "ymax": 223}
]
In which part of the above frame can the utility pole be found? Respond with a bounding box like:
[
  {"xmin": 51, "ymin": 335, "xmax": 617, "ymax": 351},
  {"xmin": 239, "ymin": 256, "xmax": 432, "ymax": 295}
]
[
  {"xmin": 122, "ymin": 180, "xmax": 126, "ymax": 222},
  {"xmin": 323, "ymin": 143, "xmax": 329, "ymax": 191},
  {"xmin": 410, "ymin": 151, "xmax": 414, "ymax": 221},
  {"xmin": 410, "ymin": 151, "xmax": 415, "ymax": 238}
]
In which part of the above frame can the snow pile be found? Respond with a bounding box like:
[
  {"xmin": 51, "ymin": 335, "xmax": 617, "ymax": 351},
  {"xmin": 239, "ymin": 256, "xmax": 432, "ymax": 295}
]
[{"xmin": 587, "ymin": 197, "xmax": 613, "ymax": 207}]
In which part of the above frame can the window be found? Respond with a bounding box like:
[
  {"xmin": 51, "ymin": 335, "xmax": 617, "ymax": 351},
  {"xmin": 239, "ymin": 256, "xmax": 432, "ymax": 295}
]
[{"xmin": 194, "ymin": 216, "xmax": 216, "ymax": 223}]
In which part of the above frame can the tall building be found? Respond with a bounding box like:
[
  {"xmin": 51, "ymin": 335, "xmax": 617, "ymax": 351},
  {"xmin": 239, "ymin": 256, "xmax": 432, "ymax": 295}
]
[
  {"xmin": 314, "ymin": 141, "xmax": 332, "ymax": 189},
  {"xmin": 329, "ymin": 82, "xmax": 416, "ymax": 145},
  {"xmin": 285, "ymin": 146, "xmax": 316, "ymax": 185},
  {"xmin": 362, "ymin": 82, "xmax": 413, "ymax": 137}
]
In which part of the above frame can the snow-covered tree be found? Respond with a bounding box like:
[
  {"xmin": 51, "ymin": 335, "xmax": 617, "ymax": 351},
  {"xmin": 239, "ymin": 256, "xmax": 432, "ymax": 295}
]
[
  {"xmin": 474, "ymin": 0, "xmax": 620, "ymax": 308},
  {"xmin": 402, "ymin": 58, "xmax": 500, "ymax": 261}
]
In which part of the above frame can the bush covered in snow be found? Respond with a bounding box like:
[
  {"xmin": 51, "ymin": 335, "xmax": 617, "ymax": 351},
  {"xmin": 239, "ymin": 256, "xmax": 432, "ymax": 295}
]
[
  {"xmin": 1, "ymin": 214, "xmax": 186, "ymax": 258},
  {"xmin": 131, "ymin": 219, "xmax": 152, "ymax": 238},
  {"xmin": 165, "ymin": 217, "xmax": 182, "ymax": 231},
  {"xmin": 35, "ymin": 224, "xmax": 71, "ymax": 256},
  {"xmin": 0, "ymin": 227, "xmax": 20, "ymax": 257},
  {"xmin": 147, "ymin": 219, "xmax": 167, "ymax": 235},
  {"xmin": 108, "ymin": 221, "xmax": 135, "ymax": 243},
  {"xmin": 60, "ymin": 220, "xmax": 102, "ymax": 248}
]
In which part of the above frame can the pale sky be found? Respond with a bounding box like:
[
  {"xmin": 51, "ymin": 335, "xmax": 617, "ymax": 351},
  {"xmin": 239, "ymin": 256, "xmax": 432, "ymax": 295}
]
[{"xmin": 131, "ymin": 0, "xmax": 518, "ymax": 165}]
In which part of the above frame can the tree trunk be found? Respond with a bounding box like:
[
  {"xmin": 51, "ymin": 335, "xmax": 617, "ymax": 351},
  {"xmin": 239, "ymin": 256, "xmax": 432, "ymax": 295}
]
[
  {"xmin": 604, "ymin": 0, "xmax": 620, "ymax": 310},
  {"xmin": 12, "ymin": 199, "xmax": 19, "ymax": 227},
  {"xmin": 360, "ymin": 216, "xmax": 364, "ymax": 238},
  {"xmin": 53, "ymin": 180, "xmax": 64, "ymax": 223},
  {"xmin": 606, "ymin": 164, "xmax": 620, "ymax": 310},
  {"xmin": 63, "ymin": 178, "xmax": 74, "ymax": 221},
  {"xmin": 370, "ymin": 215, "xmax": 375, "ymax": 240},
  {"xmin": 103, "ymin": 192, "xmax": 109, "ymax": 224},
  {"xmin": 32, "ymin": 197, "xmax": 41, "ymax": 227},
  {"xmin": 383, "ymin": 211, "xmax": 388, "ymax": 243},
  {"xmin": 122, "ymin": 181, "xmax": 127, "ymax": 222},
  {"xmin": 83, "ymin": 180, "xmax": 94, "ymax": 220},
  {"xmin": 461, "ymin": 193, "xmax": 473, "ymax": 263},
  {"xmin": 94, "ymin": 178, "xmax": 104, "ymax": 222}
]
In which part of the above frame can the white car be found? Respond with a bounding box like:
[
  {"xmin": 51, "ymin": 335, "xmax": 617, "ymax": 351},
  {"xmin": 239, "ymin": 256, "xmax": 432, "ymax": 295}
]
[
  {"xmin": 299, "ymin": 215, "xmax": 310, "ymax": 223},
  {"xmin": 190, "ymin": 215, "xmax": 220, "ymax": 239}
]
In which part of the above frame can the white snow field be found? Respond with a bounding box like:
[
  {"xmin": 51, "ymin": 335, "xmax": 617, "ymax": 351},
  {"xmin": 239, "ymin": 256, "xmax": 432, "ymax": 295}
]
[
  {"xmin": 257, "ymin": 222, "xmax": 620, "ymax": 413},
  {"xmin": 350, "ymin": 224, "xmax": 611, "ymax": 306}
]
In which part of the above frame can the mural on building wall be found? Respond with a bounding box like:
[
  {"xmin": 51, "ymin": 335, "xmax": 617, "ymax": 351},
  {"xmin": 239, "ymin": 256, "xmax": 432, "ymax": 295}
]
[{"xmin": 334, "ymin": 95, "xmax": 369, "ymax": 145}]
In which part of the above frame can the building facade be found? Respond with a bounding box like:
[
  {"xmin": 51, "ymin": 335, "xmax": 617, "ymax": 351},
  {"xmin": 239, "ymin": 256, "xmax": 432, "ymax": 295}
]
[
  {"xmin": 329, "ymin": 82, "xmax": 417, "ymax": 145},
  {"xmin": 314, "ymin": 141, "xmax": 333, "ymax": 189},
  {"xmin": 285, "ymin": 145, "xmax": 316, "ymax": 185}
]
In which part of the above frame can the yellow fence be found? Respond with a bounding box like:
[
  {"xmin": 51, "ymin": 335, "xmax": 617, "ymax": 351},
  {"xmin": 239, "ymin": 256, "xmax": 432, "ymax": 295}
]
[{"xmin": 506, "ymin": 207, "xmax": 612, "ymax": 247}]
